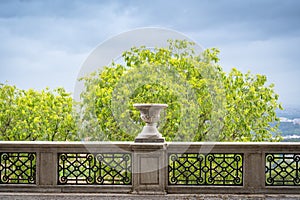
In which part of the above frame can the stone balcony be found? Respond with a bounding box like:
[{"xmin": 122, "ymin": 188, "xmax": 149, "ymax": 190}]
[{"xmin": 1, "ymin": 141, "xmax": 300, "ymax": 199}]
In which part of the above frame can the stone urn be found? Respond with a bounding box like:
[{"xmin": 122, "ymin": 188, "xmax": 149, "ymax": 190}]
[{"xmin": 133, "ymin": 103, "xmax": 168, "ymax": 143}]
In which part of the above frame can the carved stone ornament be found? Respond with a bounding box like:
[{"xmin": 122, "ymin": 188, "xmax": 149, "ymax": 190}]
[{"xmin": 133, "ymin": 103, "xmax": 168, "ymax": 143}]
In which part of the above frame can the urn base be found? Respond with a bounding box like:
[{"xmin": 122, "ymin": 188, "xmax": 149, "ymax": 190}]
[
  {"xmin": 134, "ymin": 125, "xmax": 165, "ymax": 143},
  {"xmin": 134, "ymin": 137, "xmax": 165, "ymax": 143}
]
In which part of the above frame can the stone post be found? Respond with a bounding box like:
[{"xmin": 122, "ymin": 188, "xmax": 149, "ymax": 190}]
[
  {"xmin": 132, "ymin": 103, "xmax": 168, "ymax": 194},
  {"xmin": 39, "ymin": 150, "xmax": 57, "ymax": 190},
  {"xmin": 131, "ymin": 143, "xmax": 167, "ymax": 194},
  {"xmin": 244, "ymin": 150, "xmax": 265, "ymax": 193}
]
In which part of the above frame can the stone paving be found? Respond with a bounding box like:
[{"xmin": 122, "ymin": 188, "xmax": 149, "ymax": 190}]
[{"xmin": 1, "ymin": 193, "xmax": 300, "ymax": 200}]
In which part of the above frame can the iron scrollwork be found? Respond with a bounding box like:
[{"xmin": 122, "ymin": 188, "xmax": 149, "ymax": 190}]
[
  {"xmin": 265, "ymin": 153, "xmax": 300, "ymax": 186},
  {"xmin": 0, "ymin": 152, "xmax": 36, "ymax": 184},
  {"xmin": 168, "ymin": 153, "xmax": 243, "ymax": 185},
  {"xmin": 58, "ymin": 153, "xmax": 132, "ymax": 185}
]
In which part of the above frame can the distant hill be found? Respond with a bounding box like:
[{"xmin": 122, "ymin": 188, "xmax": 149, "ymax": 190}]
[{"xmin": 277, "ymin": 105, "xmax": 300, "ymax": 142}]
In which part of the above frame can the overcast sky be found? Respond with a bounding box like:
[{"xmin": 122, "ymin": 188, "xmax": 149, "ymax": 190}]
[{"xmin": 0, "ymin": 0, "xmax": 300, "ymax": 106}]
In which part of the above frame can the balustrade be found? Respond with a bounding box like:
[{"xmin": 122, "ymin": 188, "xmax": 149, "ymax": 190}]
[{"xmin": 1, "ymin": 142, "xmax": 300, "ymax": 194}]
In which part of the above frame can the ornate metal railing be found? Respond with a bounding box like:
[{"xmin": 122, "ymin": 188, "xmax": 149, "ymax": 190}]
[
  {"xmin": 58, "ymin": 153, "xmax": 132, "ymax": 185},
  {"xmin": 1, "ymin": 142, "xmax": 300, "ymax": 195},
  {"xmin": 0, "ymin": 152, "xmax": 36, "ymax": 184},
  {"xmin": 265, "ymin": 153, "xmax": 300, "ymax": 186},
  {"xmin": 168, "ymin": 153, "xmax": 243, "ymax": 185}
]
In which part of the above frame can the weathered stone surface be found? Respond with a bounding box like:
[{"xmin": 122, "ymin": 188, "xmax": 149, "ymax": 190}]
[
  {"xmin": 1, "ymin": 193, "xmax": 300, "ymax": 200},
  {"xmin": 1, "ymin": 142, "xmax": 300, "ymax": 195}
]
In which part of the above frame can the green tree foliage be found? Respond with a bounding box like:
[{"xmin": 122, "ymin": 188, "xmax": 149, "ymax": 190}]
[
  {"xmin": 79, "ymin": 40, "xmax": 282, "ymax": 142},
  {"xmin": 222, "ymin": 69, "xmax": 282, "ymax": 141},
  {"xmin": 0, "ymin": 84, "xmax": 77, "ymax": 141}
]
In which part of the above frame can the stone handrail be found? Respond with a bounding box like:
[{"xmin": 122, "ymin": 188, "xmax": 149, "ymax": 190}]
[{"xmin": 0, "ymin": 141, "xmax": 300, "ymax": 194}]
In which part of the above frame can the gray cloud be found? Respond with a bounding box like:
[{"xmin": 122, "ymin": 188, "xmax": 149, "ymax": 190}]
[
  {"xmin": 0, "ymin": 0, "xmax": 299, "ymax": 105},
  {"xmin": 0, "ymin": 0, "xmax": 141, "ymax": 91},
  {"xmin": 122, "ymin": 0, "xmax": 300, "ymax": 41}
]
